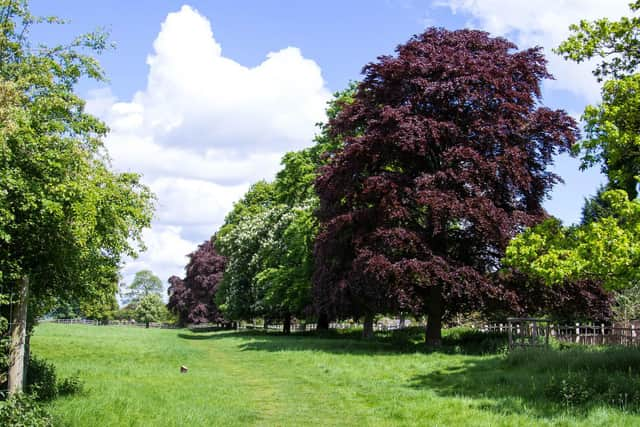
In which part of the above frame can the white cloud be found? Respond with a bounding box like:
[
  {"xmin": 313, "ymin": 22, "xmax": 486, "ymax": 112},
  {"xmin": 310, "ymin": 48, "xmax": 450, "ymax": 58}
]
[
  {"xmin": 436, "ymin": 0, "xmax": 630, "ymax": 103},
  {"xmin": 89, "ymin": 5, "xmax": 330, "ymax": 288}
]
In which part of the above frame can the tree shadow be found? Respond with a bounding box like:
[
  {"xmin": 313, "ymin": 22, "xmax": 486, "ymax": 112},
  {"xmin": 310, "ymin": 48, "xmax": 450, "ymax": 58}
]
[
  {"xmin": 408, "ymin": 346, "xmax": 640, "ymax": 420},
  {"xmin": 176, "ymin": 327, "xmax": 508, "ymax": 356}
]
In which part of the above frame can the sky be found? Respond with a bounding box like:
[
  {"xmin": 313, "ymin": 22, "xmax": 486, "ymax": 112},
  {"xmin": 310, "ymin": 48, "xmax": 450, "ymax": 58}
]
[{"xmin": 29, "ymin": 0, "xmax": 632, "ymax": 291}]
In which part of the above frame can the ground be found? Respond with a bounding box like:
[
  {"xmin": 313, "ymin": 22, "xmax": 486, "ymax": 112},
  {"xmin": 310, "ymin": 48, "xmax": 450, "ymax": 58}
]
[{"xmin": 32, "ymin": 323, "xmax": 640, "ymax": 426}]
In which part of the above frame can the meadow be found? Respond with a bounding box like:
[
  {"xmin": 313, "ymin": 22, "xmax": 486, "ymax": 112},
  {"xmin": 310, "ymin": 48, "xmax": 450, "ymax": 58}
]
[{"xmin": 32, "ymin": 323, "xmax": 640, "ymax": 427}]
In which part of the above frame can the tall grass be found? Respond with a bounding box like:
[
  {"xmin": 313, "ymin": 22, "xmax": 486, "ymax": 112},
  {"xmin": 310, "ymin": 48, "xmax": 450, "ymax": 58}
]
[{"xmin": 31, "ymin": 323, "xmax": 640, "ymax": 426}]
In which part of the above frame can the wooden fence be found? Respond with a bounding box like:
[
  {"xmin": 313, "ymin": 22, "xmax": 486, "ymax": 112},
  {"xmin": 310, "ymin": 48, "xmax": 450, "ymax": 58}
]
[
  {"xmin": 50, "ymin": 318, "xmax": 178, "ymax": 329},
  {"xmin": 477, "ymin": 318, "xmax": 640, "ymax": 349}
]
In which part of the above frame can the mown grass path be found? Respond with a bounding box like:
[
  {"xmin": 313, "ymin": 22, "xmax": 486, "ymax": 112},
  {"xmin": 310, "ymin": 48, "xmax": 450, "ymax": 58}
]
[{"xmin": 32, "ymin": 323, "xmax": 640, "ymax": 426}]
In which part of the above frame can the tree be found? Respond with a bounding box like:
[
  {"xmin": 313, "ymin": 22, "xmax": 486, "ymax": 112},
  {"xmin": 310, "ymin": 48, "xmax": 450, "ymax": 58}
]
[
  {"xmin": 167, "ymin": 238, "xmax": 227, "ymax": 326},
  {"xmin": 556, "ymin": 1, "xmax": 640, "ymax": 198},
  {"xmin": 0, "ymin": 1, "xmax": 154, "ymax": 393},
  {"xmin": 506, "ymin": 4, "xmax": 640, "ymax": 294},
  {"xmin": 505, "ymin": 190, "xmax": 640, "ymax": 292},
  {"xmin": 314, "ymin": 28, "xmax": 578, "ymax": 345},
  {"xmin": 135, "ymin": 294, "xmax": 166, "ymax": 328},
  {"xmin": 122, "ymin": 270, "xmax": 163, "ymax": 306}
]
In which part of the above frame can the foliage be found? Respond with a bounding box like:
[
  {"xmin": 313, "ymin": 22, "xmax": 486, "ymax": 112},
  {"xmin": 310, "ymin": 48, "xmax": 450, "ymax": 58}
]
[
  {"xmin": 25, "ymin": 354, "xmax": 84, "ymax": 401},
  {"xmin": 313, "ymin": 28, "xmax": 578, "ymax": 343},
  {"xmin": 134, "ymin": 294, "xmax": 166, "ymax": 326},
  {"xmin": 612, "ymin": 284, "xmax": 640, "ymax": 323},
  {"xmin": 0, "ymin": 392, "xmax": 52, "ymax": 427},
  {"xmin": 26, "ymin": 356, "xmax": 57, "ymax": 401},
  {"xmin": 122, "ymin": 270, "xmax": 163, "ymax": 307},
  {"xmin": 505, "ymin": 190, "xmax": 640, "ymax": 291},
  {"xmin": 489, "ymin": 270, "xmax": 613, "ymax": 322},
  {"xmin": 167, "ymin": 238, "xmax": 227, "ymax": 326},
  {"xmin": 556, "ymin": 0, "xmax": 640, "ymax": 81},
  {"xmin": 557, "ymin": 1, "xmax": 640, "ymax": 198},
  {"xmin": 0, "ymin": 0, "xmax": 154, "ymax": 329}
]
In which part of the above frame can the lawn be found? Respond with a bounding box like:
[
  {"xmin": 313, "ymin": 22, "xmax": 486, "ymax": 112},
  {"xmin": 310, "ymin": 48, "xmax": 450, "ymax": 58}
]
[{"xmin": 31, "ymin": 323, "xmax": 640, "ymax": 426}]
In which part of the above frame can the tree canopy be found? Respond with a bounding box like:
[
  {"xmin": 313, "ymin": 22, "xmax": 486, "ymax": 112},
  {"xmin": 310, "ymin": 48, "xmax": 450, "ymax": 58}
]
[
  {"xmin": 167, "ymin": 238, "xmax": 227, "ymax": 326},
  {"xmin": 0, "ymin": 0, "xmax": 154, "ymax": 392},
  {"xmin": 122, "ymin": 270, "xmax": 163, "ymax": 306},
  {"xmin": 313, "ymin": 28, "xmax": 578, "ymax": 345}
]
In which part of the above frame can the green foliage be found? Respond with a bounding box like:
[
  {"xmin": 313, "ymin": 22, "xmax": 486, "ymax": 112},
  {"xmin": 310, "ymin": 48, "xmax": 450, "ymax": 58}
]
[
  {"xmin": 556, "ymin": 0, "xmax": 640, "ymax": 81},
  {"xmin": 612, "ymin": 284, "xmax": 640, "ymax": 323},
  {"xmin": 217, "ymin": 87, "xmax": 355, "ymax": 325},
  {"xmin": 557, "ymin": 1, "xmax": 640, "ymax": 198},
  {"xmin": 578, "ymin": 74, "xmax": 640, "ymax": 198},
  {"xmin": 0, "ymin": 0, "xmax": 155, "ymax": 322},
  {"xmin": 134, "ymin": 294, "xmax": 166, "ymax": 326},
  {"xmin": 505, "ymin": 190, "xmax": 640, "ymax": 291},
  {"xmin": 57, "ymin": 375, "xmax": 84, "ymax": 397},
  {"xmin": 122, "ymin": 270, "xmax": 163, "ymax": 306},
  {"xmin": 0, "ymin": 392, "xmax": 52, "ymax": 427},
  {"xmin": 26, "ymin": 356, "xmax": 57, "ymax": 401},
  {"xmin": 25, "ymin": 354, "xmax": 84, "ymax": 401}
]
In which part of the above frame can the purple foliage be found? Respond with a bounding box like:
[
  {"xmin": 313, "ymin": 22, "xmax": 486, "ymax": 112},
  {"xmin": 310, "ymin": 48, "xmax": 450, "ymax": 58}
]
[
  {"xmin": 167, "ymin": 238, "xmax": 227, "ymax": 325},
  {"xmin": 313, "ymin": 28, "xmax": 579, "ymax": 343}
]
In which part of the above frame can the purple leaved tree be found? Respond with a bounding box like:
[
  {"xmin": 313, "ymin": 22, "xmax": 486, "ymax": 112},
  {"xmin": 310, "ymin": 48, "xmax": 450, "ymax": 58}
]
[{"xmin": 168, "ymin": 237, "xmax": 227, "ymax": 326}]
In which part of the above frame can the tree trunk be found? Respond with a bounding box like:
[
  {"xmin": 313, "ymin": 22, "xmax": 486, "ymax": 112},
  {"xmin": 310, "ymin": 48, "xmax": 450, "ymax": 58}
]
[
  {"xmin": 399, "ymin": 313, "xmax": 406, "ymax": 329},
  {"xmin": 316, "ymin": 312, "xmax": 329, "ymax": 331},
  {"xmin": 8, "ymin": 275, "xmax": 29, "ymax": 394},
  {"xmin": 145, "ymin": 321, "xmax": 149, "ymax": 328},
  {"xmin": 263, "ymin": 319, "xmax": 269, "ymax": 330},
  {"xmin": 283, "ymin": 313, "xmax": 291, "ymax": 335},
  {"xmin": 425, "ymin": 285, "xmax": 443, "ymax": 347},
  {"xmin": 362, "ymin": 314, "xmax": 374, "ymax": 339}
]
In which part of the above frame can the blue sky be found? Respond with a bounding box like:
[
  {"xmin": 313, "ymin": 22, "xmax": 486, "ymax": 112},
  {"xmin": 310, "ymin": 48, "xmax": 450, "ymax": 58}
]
[{"xmin": 29, "ymin": 0, "xmax": 629, "ymax": 286}]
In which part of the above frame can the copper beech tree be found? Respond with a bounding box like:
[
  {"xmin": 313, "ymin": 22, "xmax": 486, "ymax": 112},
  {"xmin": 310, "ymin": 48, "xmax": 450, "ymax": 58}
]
[
  {"xmin": 313, "ymin": 28, "xmax": 579, "ymax": 345},
  {"xmin": 167, "ymin": 238, "xmax": 227, "ymax": 326}
]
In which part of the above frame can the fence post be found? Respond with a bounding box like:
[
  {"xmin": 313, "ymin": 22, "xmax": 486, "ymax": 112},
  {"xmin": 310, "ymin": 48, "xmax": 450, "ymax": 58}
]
[
  {"xmin": 575, "ymin": 322, "xmax": 580, "ymax": 344},
  {"xmin": 508, "ymin": 319, "xmax": 513, "ymax": 350}
]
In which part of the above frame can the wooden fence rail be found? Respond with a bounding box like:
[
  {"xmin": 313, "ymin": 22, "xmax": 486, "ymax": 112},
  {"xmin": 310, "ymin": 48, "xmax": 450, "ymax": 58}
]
[{"xmin": 477, "ymin": 318, "xmax": 640, "ymax": 349}]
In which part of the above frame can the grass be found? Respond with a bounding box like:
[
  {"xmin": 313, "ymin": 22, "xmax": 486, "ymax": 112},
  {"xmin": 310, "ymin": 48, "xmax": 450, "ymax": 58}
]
[{"xmin": 31, "ymin": 323, "xmax": 640, "ymax": 426}]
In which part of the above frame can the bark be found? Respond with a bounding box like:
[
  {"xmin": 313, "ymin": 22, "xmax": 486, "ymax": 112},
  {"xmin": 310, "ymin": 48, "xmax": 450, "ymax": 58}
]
[
  {"xmin": 145, "ymin": 321, "xmax": 150, "ymax": 328},
  {"xmin": 362, "ymin": 314, "xmax": 374, "ymax": 339},
  {"xmin": 283, "ymin": 313, "xmax": 291, "ymax": 335},
  {"xmin": 316, "ymin": 312, "xmax": 329, "ymax": 330},
  {"xmin": 8, "ymin": 275, "xmax": 29, "ymax": 394},
  {"xmin": 425, "ymin": 285, "xmax": 443, "ymax": 347},
  {"xmin": 399, "ymin": 313, "xmax": 406, "ymax": 328}
]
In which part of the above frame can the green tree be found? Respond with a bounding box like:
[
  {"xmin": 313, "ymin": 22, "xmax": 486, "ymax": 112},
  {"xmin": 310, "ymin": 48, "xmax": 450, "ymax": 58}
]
[
  {"xmin": 556, "ymin": 0, "xmax": 640, "ymax": 198},
  {"xmin": 0, "ymin": 1, "xmax": 154, "ymax": 393},
  {"xmin": 505, "ymin": 190, "xmax": 640, "ymax": 292},
  {"xmin": 121, "ymin": 270, "xmax": 163, "ymax": 306},
  {"xmin": 134, "ymin": 294, "xmax": 166, "ymax": 328}
]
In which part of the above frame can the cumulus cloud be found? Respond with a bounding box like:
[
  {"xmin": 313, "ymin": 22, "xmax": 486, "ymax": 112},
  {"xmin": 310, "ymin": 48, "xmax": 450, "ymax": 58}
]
[
  {"xmin": 89, "ymin": 5, "xmax": 331, "ymax": 288},
  {"xmin": 436, "ymin": 0, "xmax": 629, "ymax": 103}
]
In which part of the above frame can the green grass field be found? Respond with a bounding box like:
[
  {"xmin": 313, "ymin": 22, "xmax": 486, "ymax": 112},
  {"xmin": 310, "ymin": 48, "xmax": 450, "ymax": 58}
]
[{"xmin": 31, "ymin": 323, "xmax": 640, "ymax": 426}]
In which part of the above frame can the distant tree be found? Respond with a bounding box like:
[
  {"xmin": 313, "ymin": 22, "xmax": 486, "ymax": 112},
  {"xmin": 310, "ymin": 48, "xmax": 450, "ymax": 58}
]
[
  {"xmin": 122, "ymin": 270, "xmax": 163, "ymax": 306},
  {"xmin": 167, "ymin": 238, "xmax": 227, "ymax": 326},
  {"xmin": 135, "ymin": 294, "xmax": 166, "ymax": 328},
  {"xmin": 314, "ymin": 28, "xmax": 578, "ymax": 345}
]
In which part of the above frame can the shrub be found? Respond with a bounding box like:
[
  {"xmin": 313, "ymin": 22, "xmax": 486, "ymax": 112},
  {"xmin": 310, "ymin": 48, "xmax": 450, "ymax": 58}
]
[
  {"xmin": 58, "ymin": 375, "xmax": 84, "ymax": 396},
  {"xmin": 0, "ymin": 392, "xmax": 52, "ymax": 427},
  {"xmin": 26, "ymin": 355, "xmax": 85, "ymax": 401},
  {"xmin": 26, "ymin": 356, "xmax": 57, "ymax": 401}
]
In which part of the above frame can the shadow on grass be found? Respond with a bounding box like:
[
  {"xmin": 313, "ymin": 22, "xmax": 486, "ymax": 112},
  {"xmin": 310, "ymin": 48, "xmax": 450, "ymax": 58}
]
[
  {"xmin": 409, "ymin": 345, "xmax": 640, "ymax": 419},
  {"xmin": 176, "ymin": 327, "xmax": 508, "ymax": 356}
]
